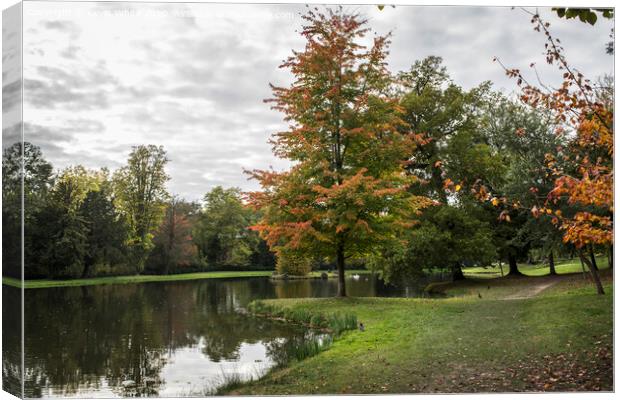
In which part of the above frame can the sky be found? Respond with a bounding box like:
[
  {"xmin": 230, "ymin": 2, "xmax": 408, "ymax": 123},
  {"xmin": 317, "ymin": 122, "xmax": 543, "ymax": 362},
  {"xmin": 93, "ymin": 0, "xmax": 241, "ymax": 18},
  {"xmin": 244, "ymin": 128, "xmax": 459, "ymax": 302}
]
[{"xmin": 2, "ymin": 1, "xmax": 614, "ymax": 201}]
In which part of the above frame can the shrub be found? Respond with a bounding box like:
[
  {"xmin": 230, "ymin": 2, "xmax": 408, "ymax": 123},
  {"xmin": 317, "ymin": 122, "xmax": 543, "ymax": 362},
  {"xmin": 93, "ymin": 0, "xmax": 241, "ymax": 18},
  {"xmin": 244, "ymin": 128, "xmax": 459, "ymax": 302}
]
[{"xmin": 276, "ymin": 250, "xmax": 312, "ymax": 276}]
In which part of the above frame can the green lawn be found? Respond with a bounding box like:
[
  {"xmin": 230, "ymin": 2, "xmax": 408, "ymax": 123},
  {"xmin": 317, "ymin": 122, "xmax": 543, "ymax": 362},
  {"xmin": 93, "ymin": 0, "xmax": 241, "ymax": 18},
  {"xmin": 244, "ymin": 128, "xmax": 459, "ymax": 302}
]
[
  {"xmin": 229, "ymin": 272, "xmax": 613, "ymax": 394},
  {"xmin": 2, "ymin": 270, "xmax": 274, "ymax": 289},
  {"xmin": 463, "ymin": 256, "xmax": 609, "ymax": 279}
]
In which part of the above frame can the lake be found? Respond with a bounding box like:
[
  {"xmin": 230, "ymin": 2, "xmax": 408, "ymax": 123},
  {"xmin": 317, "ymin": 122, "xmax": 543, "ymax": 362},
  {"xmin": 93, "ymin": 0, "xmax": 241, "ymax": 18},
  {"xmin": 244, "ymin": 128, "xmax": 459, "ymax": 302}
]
[{"xmin": 3, "ymin": 274, "xmax": 431, "ymax": 398}]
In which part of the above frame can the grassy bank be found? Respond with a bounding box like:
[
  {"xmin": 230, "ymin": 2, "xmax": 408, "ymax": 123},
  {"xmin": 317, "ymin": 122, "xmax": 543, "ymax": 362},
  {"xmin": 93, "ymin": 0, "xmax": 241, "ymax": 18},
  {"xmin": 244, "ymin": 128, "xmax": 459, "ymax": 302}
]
[
  {"xmin": 248, "ymin": 300, "xmax": 358, "ymax": 335},
  {"xmin": 228, "ymin": 272, "xmax": 613, "ymax": 394},
  {"xmin": 2, "ymin": 270, "xmax": 273, "ymax": 289},
  {"xmin": 463, "ymin": 256, "xmax": 609, "ymax": 278}
]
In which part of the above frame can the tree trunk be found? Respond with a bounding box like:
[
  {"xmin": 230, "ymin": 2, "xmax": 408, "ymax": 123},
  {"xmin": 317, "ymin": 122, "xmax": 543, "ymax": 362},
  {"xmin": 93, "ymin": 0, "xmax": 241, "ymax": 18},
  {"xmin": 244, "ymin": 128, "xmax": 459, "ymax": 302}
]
[
  {"xmin": 608, "ymin": 245, "xmax": 613, "ymax": 270},
  {"xmin": 507, "ymin": 254, "xmax": 523, "ymax": 276},
  {"xmin": 336, "ymin": 241, "xmax": 346, "ymax": 297},
  {"xmin": 580, "ymin": 250, "xmax": 605, "ymax": 295},
  {"xmin": 81, "ymin": 263, "xmax": 91, "ymax": 279},
  {"xmin": 452, "ymin": 263, "xmax": 465, "ymax": 281},
  {"xmin": 548, "ymin": 251, "xmax": 556, "ymax": 275},
  {"xmin": 579, "ymin": 255, "xmax": 587, "ymax": 279},
  {"xmin": 498, "ymin": 259, "xmax": 504, "ymax": 277},
  {"xmin": 589, "ymin": 244, "xmax": 599, "ymax": 271}
]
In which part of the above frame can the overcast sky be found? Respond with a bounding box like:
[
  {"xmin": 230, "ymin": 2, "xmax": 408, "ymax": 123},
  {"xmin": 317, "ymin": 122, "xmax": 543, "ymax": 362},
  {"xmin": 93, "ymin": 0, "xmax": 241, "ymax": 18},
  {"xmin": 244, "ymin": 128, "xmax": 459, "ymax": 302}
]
[{"xmin": 2, "ymin": 2, "xmax": 614, "ymax": 201}]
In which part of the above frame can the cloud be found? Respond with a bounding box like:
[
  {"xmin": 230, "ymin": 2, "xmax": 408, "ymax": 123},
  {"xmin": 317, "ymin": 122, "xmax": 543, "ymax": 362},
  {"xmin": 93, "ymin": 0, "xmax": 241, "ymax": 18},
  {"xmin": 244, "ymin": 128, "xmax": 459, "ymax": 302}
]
[
  {"xmin": 2, "ymin": 123, "xmax": 21, "ymax": 150},
  {"xmin": 59, "ymin": 45, "xmax": 81, "ymax": 59},
  {"xmin": 24, "ymin": 62, "xmax": 118, "ymax": 110},
  {"xmin": 2, "ymin": 80, "xmax": 21, "ymax": 112},
  {"xmin": 42, "ymin": 20, "xmax": 81, "ymax": 38}
]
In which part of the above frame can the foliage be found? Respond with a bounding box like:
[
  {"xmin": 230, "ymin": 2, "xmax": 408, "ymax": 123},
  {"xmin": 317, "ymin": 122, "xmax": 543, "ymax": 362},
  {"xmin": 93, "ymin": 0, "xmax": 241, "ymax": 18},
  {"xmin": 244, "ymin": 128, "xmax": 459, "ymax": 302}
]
[
  {"xmin": 492, "ymin": 10, "xmax": 613, "ymax": 293},
  {"xmin": 395, "ymin": 56, "xmax": 495, "ymax": 202},
  {"xmin": 194, "ymin": 186, "xmax": 272, "ymax": 268},
  {"xmin": 2, "ymin": 142, "xmax": 54, "ymax": 278},
  {"xmin": 79, "ymin": 184, "xmax": 129, "ymax": 276},
  {"xmin": 378, "ymin": 205, "xmax": 495, "ymax": 283},
  {"xmin": 27, "ymin": 166, "xmax": 124, "ymax": 278},
  {"xmin": 113, "ymin": 145, "xmax": 170, "ymax": 273},
  {"xmin": 147, "ymin": 197, "xmax": 199, "ymax": 274},
  {"xmin": 552, "ymin": 8, "xmax": 613, "ymax": 25},
  {"xmin": 275, "ymin": 249, "xmax": 313, "ymax": 276},
  {"xmin": 247, "ymin": 8, "xmax": 432, "ymax": 296}
]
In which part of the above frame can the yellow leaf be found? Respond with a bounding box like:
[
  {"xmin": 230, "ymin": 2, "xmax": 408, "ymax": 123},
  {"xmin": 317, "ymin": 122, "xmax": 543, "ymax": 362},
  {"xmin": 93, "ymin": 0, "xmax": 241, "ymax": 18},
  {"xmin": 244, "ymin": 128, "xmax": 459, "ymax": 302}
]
[
  {"xmin": 455, "ymin": 184, "xmax": 461, "ymax": 192},
  {"xmin": 491, "ymin": 197, "xmax": 499, "ymax": 206}
]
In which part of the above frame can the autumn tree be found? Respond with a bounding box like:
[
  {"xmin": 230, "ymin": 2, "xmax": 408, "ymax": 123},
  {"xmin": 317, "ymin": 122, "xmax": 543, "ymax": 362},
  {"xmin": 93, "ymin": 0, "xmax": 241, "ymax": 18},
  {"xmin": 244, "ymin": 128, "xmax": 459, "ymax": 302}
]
[
  {"xmin": 113, "ymin": 145, "xmax": 170, "ymax": 273},
  {"xmin": 494, "ymin": 10, "xmax": 613, "ymax": 294},
  {"xmin": 148, "ymin": 197, "xmax": 199, "ymax": 274},
  {"xmin": 247, "ymin": 8, "xmax": 431, "ymax": 296}
]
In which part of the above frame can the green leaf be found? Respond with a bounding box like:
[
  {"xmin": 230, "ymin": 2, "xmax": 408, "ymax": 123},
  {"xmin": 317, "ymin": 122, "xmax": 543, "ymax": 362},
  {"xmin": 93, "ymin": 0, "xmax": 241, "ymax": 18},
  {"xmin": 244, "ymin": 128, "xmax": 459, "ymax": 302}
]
[
  {"xmin": 377, "ymin": 5, "xmax": 385, "ymax": 11},
  {"xmin": 586, "ymin": 11, "xmax": 597, "ymax": 25}
]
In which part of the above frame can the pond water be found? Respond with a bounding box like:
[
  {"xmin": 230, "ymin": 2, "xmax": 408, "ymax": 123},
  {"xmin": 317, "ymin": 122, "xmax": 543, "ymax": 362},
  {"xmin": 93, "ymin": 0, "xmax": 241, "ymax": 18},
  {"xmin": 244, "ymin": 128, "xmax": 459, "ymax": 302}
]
[{"xmin": 3, "ymin": 274, "xmax": 431, "ymax": 398}]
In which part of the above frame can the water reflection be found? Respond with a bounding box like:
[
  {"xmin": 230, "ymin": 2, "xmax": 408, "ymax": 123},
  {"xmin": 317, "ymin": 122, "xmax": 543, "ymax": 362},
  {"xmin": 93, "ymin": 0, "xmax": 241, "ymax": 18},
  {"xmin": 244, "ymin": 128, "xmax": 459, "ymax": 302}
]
[{"xmin": 16, "ymin": 275, "xmax": 426, "ymax": 397}]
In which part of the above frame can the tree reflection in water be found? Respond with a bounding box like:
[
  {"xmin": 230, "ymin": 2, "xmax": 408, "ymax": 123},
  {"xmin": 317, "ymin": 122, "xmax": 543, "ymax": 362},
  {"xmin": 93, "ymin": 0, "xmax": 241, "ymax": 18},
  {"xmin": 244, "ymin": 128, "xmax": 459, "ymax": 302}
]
[{"xmin": 12, "ymin": 275, "xmax": 422, "ymax": 397}]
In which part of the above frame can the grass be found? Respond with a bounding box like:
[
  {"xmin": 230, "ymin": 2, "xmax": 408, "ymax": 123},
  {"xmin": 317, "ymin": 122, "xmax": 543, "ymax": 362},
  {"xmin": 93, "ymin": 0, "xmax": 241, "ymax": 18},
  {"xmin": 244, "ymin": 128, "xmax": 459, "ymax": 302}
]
[
  {"xmin": 228, "ymin": 271, "xmax": 613, "ymax": 394},
  {"xmin": 4, "ymin": 268, "xmax": 376, "ymax": 289},
  {"xmin": 463, "ymin": 256, "xmax": 609, "ymax": 279},
  {"xmin": 248, "ymin": 300, "xmax": 358, "ymax": 335},
  {"xmin": 1, "ymin": 270, "xmax": 273, "ymax": 289}
]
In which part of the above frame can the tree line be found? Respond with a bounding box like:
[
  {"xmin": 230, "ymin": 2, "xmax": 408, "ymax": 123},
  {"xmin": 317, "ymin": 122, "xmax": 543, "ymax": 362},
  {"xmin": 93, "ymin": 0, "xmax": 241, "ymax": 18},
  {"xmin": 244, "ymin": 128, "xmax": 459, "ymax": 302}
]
[{"xmin": 2, "ymin": 144, "xmax": 275, "ymax": 279}]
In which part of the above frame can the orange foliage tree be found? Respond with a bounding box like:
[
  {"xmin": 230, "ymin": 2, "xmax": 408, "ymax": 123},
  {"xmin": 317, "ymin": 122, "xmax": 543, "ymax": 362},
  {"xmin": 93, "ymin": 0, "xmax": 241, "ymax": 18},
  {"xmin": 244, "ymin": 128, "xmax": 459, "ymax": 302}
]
[
  {"xmin": 246, "ymin": 8, "xmax": 431, "ymax": 296},
  {"xmin": 493, "ymin": 10, "xmax": 613, "ymax": 294}
]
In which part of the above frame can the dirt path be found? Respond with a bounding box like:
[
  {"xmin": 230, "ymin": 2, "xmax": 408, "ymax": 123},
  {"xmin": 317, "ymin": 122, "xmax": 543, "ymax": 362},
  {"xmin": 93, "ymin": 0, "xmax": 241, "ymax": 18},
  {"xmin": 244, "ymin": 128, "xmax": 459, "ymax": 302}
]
[{"xmin": 502, "ymin": 280, "xmax": 558, "ymax": 300}]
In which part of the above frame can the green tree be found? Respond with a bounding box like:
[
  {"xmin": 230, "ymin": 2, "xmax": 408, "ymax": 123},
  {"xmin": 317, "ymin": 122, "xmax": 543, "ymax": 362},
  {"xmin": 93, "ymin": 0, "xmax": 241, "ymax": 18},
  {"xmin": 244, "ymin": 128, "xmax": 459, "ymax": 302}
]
[
  {"xmin": 113, "ymin": 145, "xmax": 170, "ymax": 273},
  {"xmin": 79, "ymin": 174, "xmax": 129, "ymax": 278},
  {"xmin": 30, "ymin": 166, "xmax": 106, "ymax": 278},
  {"xmin": 470, "ymin": 96, "xmax": 566, "ymax": 275},
  {"xmin": 32, "ymin": 200, "xmax": 88, "ymax": 279},
  {"xmin": 378, "ymin": 205, "xmax": 495, "ymax": 282},
  {"xmin": 248, "ymin": 9, "xmax": 431, "ymax": 296},
  {"xmin": 396, "ymin": 56, "xmax": 494, "ymax": 202},
  {"xmin": 194, "ymin": 187, "xmax": 253, "ymax": 267},
  {"xmin": 2, "ymin": 142, "xmax": 53, "ymax": 278}
]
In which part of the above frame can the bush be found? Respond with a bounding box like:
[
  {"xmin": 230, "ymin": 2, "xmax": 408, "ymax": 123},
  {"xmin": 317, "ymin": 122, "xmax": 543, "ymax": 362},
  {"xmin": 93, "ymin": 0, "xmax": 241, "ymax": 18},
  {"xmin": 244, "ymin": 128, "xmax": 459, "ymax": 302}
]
[
  {"xmin": 276, "ymin": 251, "xmax": 312, "ymax": 276},
  {"xmin": 90, "ymin": 262, "xmax": 136, "ymax": 277}
]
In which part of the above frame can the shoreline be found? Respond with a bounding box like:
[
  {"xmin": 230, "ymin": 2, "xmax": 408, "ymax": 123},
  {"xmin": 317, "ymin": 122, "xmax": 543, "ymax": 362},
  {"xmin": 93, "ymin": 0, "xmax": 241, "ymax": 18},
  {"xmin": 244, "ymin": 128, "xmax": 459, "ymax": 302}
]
[
  {"xmin": 2, "ymin": 270, "xmax": 273, "ymax": 289},
  {"xmin": 2, "ymin": 269, "xmax": 376, "ymax": 289}
]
